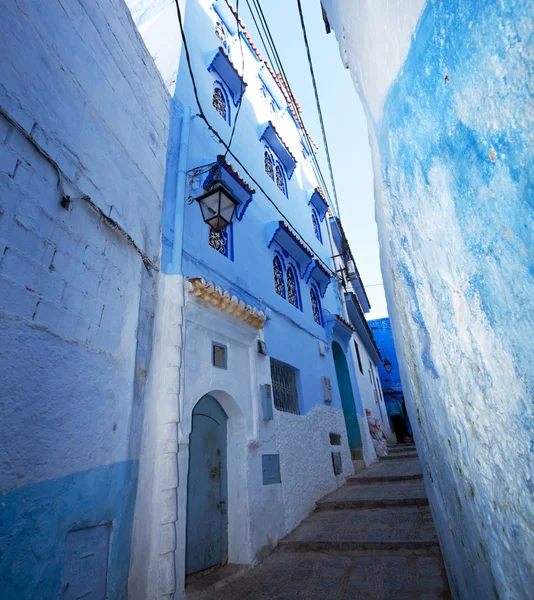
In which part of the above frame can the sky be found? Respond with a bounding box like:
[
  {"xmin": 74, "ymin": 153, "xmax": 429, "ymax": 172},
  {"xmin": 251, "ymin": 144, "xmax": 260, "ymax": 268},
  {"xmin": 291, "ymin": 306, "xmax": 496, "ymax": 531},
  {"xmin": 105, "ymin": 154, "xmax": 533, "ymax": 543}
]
[{"xmin": 237, "ymin": 0, "xmax": 388, "ymax": 320}]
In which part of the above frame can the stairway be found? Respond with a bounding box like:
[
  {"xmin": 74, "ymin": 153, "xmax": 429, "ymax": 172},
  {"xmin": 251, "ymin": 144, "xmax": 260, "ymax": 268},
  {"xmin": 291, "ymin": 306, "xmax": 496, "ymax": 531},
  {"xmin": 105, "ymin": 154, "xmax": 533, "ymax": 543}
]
[{"xmin": 188, "ymin": 443, "xmax": 451, "ymax": 599}]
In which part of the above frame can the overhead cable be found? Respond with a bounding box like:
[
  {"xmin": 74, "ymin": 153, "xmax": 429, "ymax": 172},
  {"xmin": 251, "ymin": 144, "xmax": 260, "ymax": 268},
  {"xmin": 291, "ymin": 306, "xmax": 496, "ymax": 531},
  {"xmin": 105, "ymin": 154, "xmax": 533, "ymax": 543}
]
[
  {"xmin": 172, "ymin": 0, "xmax": 333, "ymax": 274},
  {"xmin": 246, "ymin": 0, "xmax": 336, "ymax": 213},
  {"xmin": 295, "ymin": 0, "xmax": 340, "ymax": 217}
]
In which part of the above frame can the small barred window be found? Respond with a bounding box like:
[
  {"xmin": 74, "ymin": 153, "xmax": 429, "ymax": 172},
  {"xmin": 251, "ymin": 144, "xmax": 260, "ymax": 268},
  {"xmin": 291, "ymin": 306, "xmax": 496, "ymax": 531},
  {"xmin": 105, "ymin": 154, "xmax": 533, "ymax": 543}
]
[
  {"xmin": 287, "ymin": 268, "xmax": 298, "ymax": 308},
  {"xmin": 275, "ymin": 163, "xmax": 286, "ymax": 195},
  {"xmin": 310, "ymin": 288, "xmax": 321, "ymax": 324},
  {"xmin": 209, "ymin": 227, "xmax": 228, "ymax": 256},
  {"xmin": 274, "ymin": 256, "xmax": 285, "ymax": 297},
  {"xmin": 213, "ymin": 87, "xmax": 227, "ymax": 121},
  {"xmin": 265, "ymin": 150, "xmax": 274, "ymax": 180}
]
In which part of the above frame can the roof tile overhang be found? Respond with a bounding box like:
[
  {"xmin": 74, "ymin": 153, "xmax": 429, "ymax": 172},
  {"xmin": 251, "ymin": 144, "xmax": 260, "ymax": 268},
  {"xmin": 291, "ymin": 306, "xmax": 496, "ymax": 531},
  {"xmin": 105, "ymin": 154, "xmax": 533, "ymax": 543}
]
[
  {"xmin": 188, "ymin": 277, "xmax": 266, "ymax": 329},
  {"xmin": 308, "ymin": 187, "xmax": 329, "ymax": 221},
  {"xmin": 260, "ymin": 121, "xmax": 297, "ymax": 179},
  {"xmin": 325, "ymin": 313, "xmax": 355, "ymax": 351},
  {"xmin": 207, "ymin": 46, "xmax": 247, "ymax": 107},
  {"xmin": 201, "ymin": 156, "xmax": 255, "ymax": 220},
  {"xmin": 266, "ymin": 220, "xmax": 314, "ymax": 277},
  {"xmin": 345, "ymin": 291, "xmax": 382, "ymax": 364},
  {"xmin": 305, "ymin": 259, "xmax": 333, "ymax": 297}
]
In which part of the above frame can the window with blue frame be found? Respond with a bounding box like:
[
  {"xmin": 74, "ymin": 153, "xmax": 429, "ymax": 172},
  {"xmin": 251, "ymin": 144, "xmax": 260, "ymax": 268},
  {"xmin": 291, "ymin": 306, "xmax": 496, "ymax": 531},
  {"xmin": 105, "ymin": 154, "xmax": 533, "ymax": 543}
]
[
  {"xmin": 209, "ymin": 224, "xmax": 233, "ymax": 259},
  {"xmin": 212, "ymin": 84, "xmax": 230, "ymax": 124},
  {"xmin": 286, "ymin": 266, "xmax": 300, "ymax": 309},
  {"xmin": 310, "ymin": 285, "xmax": 323, "ymax": 325},
  {"xmin": 311, "ymin": 208, "xmax": 322, "ymax": 243},
  {"xmin": 273, "ymin": 255, "xmax": 285, "ymax": 297},
  {"xmin": 264, "ymin": 146, "xmax": 288, "ymax": 197}
]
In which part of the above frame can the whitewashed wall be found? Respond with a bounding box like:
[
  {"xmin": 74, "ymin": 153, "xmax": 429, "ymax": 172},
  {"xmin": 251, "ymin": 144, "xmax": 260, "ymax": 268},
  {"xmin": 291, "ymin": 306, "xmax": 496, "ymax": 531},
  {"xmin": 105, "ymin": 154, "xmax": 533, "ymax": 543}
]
[{"xmin": 0, "ymin": 0, "xmax": 171, "ymax": 597}]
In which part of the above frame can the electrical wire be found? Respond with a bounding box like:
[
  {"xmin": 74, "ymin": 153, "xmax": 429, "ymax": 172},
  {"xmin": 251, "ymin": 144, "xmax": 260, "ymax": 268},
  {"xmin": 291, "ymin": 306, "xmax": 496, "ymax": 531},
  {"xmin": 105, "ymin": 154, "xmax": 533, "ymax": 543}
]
[
  {"xmin": 223, "ymin": 0, "xmax": 244, "ymax": 157},
  {"xmin": 172, "ymin": 0, "xmax": 332, "ymax": 274},
  {"xmin": 295, "ymin": 0, "xmax": 340, "ymax": 217},
  {"xmin": 246, "ymin": 0, "xmax": 337, "ymax": 216}
]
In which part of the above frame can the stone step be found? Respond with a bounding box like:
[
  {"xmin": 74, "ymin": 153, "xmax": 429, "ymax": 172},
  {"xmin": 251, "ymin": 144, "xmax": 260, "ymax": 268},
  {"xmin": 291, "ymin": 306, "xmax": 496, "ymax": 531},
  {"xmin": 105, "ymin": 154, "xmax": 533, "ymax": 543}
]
[
  {"xmin": 347, "ymin": 473, "xmax": 424, "ymax": 484},
  {"xmin": 352, "ymin": 459, "xmax": 366, "ymax": 474},
  {"xmin": 318, "ymin": 481, "xmax": 428, "ymax": 510},
  {"xmin": 381, "ymin": 452, "xmax": 419, "ymax": 461},
  {"xmin": 279, "ymin": 539, "xmax": 440, "ymax": 552},
  {"xmin": 281, "ymin": 506, "xmax": 438, "ymax": 549},
  {"xmin": 202, "ymin": 549, "xmax": 450, "ymax": 599},
  {"xmin": 317, "ymin": 497, "xmax": 429, "ymax": 509},
  {"xmin": 388, "ymin": 445, "xmax": 417, "ymax": 453}
]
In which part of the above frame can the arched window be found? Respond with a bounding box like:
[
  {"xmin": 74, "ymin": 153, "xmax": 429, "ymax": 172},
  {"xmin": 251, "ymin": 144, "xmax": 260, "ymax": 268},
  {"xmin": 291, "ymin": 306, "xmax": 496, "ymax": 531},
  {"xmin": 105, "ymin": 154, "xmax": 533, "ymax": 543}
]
[
  {"xmin": 273, "ymin": 256, "xmax": 285, "ymax": 297},
  {"xmin": 213, "ymin": 87, "xmax": 228, "ymax": 122},
  {"xmin": 265, "ymin": 150, "xmax": 274, "ymax": 180},
  {"xmin": 311, "ymin": 209, "xmax": 322, "ymax": 243},
  {"xmin": 286, "ymin": 267, "xmax": 299, "ymax": 308},
  {"xmin": 275, "ymin": 163, "xmax": 286, "ymax": 195},
  {"xmin": 310, "ymin": 287, "xmax": 322, "ymax": 325}
]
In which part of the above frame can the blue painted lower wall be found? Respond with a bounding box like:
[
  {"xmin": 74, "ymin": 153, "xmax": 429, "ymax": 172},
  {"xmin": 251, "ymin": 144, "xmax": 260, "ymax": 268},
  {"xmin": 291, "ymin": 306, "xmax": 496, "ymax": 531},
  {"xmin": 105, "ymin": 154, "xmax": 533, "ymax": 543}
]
[
  {"xmin": 377, "ymin": 0, "xmax": 534, "ymax": 597},
  {"xmin": 0, "ymin": 461, "xmax": 139, "ymax": 600}
]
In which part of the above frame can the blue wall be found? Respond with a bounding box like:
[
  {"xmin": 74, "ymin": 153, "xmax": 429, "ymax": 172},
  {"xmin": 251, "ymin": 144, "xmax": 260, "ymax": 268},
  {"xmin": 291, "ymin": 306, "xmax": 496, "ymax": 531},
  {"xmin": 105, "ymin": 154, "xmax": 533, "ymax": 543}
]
[
  {"xmin": 0, "ymin": 462, "xmax": 138, "ymax": 599},
  {"xmin": 378, "ymin": 0, "xmax": 534, "ymax": 597},
  {"xmin": 368, "ymin": 317, "xmax": 402, "ymax": 399}
]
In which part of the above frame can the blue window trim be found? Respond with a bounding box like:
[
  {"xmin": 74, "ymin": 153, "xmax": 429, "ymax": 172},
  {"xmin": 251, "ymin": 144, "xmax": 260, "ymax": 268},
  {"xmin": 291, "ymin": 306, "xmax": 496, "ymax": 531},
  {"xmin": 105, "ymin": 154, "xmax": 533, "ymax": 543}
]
[
  {"xmin": 208, "ymin": 222, "xmax": 234, "ymax": 261},
  {"xmin": 286, "ymin": 263, "xmax": 303, "ymax": 311},
  {"xmin": 264, "ymin": 143, "xmax": 288, "ymax": 197},
  {"xmin": 273, "ymin": 254, "xmax": 286, "ymax": 299},
  {"xmin": 310, "ymin": 283, "xmax": 324, "ymax": 326},
  {"xmin": 311, "ymin": 208, "xmax": 323, "ymax": 243},
  {"xmin": 213, "ymin": 80, "xmax": 231, "ymax": 125}
]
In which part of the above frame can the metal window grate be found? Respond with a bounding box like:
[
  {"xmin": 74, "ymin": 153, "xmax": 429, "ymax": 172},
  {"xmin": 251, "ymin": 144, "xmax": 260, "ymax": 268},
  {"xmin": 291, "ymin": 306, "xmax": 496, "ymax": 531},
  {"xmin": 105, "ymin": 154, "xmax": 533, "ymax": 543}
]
[{"xmin": 270, "ymin": 359, "xmax": 300, "ymax": 415}]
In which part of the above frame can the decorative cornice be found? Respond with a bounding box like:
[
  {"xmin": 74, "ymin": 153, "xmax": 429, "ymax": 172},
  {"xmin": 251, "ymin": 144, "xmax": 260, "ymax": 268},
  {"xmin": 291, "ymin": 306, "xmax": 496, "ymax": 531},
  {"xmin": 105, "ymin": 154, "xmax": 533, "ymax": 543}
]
[
  {"xmin": 335, "ymin": 313, "xmax": 356, "ymax": 332},
  {"xmin": 217, "ymin": 154, "xmax": 255, "ymax": 194},
  {"xmin": 188, "ymin": 278, "xmax": 266, "ymax": 329}
]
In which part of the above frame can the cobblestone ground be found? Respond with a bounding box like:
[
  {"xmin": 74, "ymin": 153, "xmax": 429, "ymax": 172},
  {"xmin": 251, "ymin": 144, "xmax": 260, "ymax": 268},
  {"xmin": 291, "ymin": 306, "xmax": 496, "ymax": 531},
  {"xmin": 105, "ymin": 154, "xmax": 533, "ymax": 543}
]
[{"xmin": 187, "ymin": 444, "xmax": 451, "ymax": 599}]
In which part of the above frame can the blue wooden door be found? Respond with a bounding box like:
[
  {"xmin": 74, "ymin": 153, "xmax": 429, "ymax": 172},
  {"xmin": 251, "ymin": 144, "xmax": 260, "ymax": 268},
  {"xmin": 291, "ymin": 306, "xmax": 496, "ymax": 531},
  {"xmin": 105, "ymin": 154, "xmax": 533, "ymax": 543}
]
[{"xmin": 186, "ymin": 395, "xmax": 228, "ymax": 575}]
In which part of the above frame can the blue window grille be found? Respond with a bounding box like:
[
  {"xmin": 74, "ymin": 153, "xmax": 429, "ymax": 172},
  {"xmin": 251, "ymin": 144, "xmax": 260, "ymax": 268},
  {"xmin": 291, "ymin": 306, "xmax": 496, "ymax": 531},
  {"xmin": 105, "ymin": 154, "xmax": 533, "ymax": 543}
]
[
  {"xmin": 312, "ymin": 209, "xmax": 322, "ymax": 243},
  {"xmin": 274, "ymin": 256, "xmax": 285, "ymax": 297},
  {"xmin": 270, "ymin": 358, "xmax": 300, "ymax": 415},
  {"xmin": 264, "ymin": 145, "xmax": 288, "ymax": 197},
  {"xmin": 212, "ymin": 84, "xmax": 230, "ymax": 124},
  {"xmin": 310, "ymin": 286, "xmax": 323, "ymax": 325},
  {"xmin": 209, "ymin": 224, "xmax": 233, "ymax": 259},
  {"xmin": 286, "ymin": 266, "xmax": 300, "ymax": 309}
]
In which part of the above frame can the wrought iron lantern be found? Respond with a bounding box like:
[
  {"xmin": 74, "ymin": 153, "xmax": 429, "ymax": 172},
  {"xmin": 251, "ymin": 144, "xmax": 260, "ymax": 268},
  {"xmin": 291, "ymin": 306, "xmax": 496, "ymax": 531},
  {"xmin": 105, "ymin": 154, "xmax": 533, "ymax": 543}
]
[
  {"xmin": 195, "ymin": 181, "xmax": 238, "ymax": 231},
  {"xmin": 383, "ymin": 357, "xmax": 393, "ymax": 374}
]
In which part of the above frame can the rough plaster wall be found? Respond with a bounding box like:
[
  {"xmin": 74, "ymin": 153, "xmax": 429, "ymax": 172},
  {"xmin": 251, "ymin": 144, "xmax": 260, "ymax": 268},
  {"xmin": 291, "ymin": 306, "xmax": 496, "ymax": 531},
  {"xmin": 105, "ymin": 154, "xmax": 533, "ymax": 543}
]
[
  {"xmin": 0, "ymin": 0, "xmax": 170, "ymax": 596},
  {"xmin": 324, "ymin": 0, "xmax": 534, "ymax": 598},
  {"xmin": 276, "ymin": 405, "xmax": 353, "ymax": 534}
]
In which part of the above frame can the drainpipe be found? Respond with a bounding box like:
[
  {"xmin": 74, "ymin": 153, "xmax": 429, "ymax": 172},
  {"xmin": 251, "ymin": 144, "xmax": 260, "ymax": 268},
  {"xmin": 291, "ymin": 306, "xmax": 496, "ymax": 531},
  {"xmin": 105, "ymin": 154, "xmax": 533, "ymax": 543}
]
[{"xmin": 171, "ymin": 106, "xmax": 191, "ymax": 271}]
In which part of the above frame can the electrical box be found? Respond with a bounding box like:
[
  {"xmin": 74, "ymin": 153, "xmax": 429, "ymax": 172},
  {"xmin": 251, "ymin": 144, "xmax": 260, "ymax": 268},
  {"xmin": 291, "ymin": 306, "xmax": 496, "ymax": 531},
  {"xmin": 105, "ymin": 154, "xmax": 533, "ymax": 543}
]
[
  {"xmin": 258, "ymin": 340, "xmax": 268, "ymax": 355},
  {"xmin": 318, "ymin": 340, "xmax": 326, "ymax": 356},
  {"xmin": 261, "ymin": 384, "xmax": 274, "ymax": 421},
  {"xmin": 262, "ymin": 454, "xmax": 281, "ymax": 485},
  {"xmin": 322, "ymin": 376, "xmax": 333, "ymax": 403},
  {"xmin": 331, "ymin": 451, "xmax": 343, "ymax": 476}
]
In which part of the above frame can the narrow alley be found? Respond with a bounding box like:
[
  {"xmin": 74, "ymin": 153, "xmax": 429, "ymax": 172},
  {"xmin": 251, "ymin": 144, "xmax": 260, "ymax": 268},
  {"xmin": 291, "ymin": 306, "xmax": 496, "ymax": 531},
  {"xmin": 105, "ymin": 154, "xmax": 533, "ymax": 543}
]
[{"xmin": 187, "ymin": 443, "xmax": 450, "ymax": 599}]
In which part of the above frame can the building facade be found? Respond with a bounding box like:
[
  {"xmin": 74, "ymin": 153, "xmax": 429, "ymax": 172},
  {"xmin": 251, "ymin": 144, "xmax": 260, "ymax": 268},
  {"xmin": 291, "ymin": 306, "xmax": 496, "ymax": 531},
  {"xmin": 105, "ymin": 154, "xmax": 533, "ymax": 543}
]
[
  {"xmin": 127, "ymin": 0, "xmax": 383, "ymax": 596},
  {"xmin": 322, "ymin": 1, "xmax": 534, "ymax": 598},
  {"xmin": 369, "ymin": 317, "xmax": 404, "ymax": 404}
]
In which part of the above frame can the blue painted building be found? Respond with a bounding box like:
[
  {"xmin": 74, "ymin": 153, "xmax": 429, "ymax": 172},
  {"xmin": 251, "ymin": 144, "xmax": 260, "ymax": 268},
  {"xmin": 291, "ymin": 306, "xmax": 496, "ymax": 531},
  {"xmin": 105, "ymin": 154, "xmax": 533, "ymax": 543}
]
[
  {"xmin": 127, "ymin": 0, "xmax": 385, "ymax": 594},
  {"xmin": 369, "ymin": 317, "xmax": 403, "ymax": 403}
]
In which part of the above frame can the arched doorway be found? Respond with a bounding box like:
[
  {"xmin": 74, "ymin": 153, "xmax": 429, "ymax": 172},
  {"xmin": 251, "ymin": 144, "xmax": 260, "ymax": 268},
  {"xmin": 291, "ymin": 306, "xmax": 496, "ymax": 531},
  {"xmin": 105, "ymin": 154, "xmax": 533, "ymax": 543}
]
[
  {"xmin": 186, "ymin": 394, "xmax": 228, "ymax": 575},
  {"xmin": 332, "ymin": 341, "xmax": 363, "ymax": 458}
]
